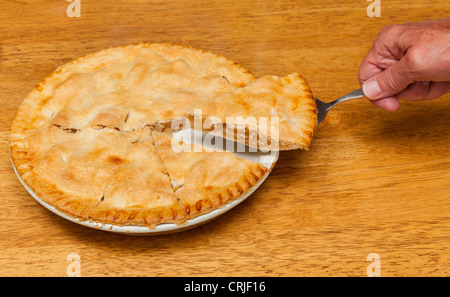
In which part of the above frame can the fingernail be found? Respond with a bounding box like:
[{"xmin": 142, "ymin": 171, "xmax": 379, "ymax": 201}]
[{"xmin": 363, "ymin": 79, "xmax": 382, "ymax": 100}]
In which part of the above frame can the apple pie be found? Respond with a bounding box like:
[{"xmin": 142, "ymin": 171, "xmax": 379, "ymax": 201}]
[{"xmin": 10, "ymin": 43, "xmax": 317, "ymax": 228}]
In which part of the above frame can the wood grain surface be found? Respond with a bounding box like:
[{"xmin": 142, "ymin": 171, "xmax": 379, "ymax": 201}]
[{"xmin": 1, "ymin": 0, "xmax": 449, "ymax": 277}]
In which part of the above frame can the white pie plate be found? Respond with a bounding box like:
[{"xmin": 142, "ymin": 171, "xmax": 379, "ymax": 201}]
[{"xmin": 11, "ymin": 129, "xmax": 278, "ymax": 235}]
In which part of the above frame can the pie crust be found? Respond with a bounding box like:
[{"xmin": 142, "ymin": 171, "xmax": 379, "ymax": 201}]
[{"xmin": 10, "ymin": 43, "xmax": 316, "ymax": 228}]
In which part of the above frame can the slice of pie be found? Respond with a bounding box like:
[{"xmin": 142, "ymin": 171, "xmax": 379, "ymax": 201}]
[
  {"xmin": 189, "ymin": 73, "xmax": 317, "ymax": 151},
  {"xmin": 152, "ymin": 131, "xmax": 268, "ymax": 219}
]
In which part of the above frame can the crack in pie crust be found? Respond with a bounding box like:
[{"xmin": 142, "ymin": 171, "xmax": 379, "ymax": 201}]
[
  {"xmin": 10, "ymin": 43, "xmax": 316, "ymax": 228},
  {"xmin": 152, "ymin": 131, "xmax": 268, "ymax": 219}
]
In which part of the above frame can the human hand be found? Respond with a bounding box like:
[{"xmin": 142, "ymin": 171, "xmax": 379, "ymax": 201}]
[{"xmin": 358, "ymin": 18, "xmax": 450, "ymax": 111}]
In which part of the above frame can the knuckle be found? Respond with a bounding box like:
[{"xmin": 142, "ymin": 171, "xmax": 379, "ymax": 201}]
[
  {"xmin": 403, "ymin": 48, "xmax": 427, "ymax": 79},
  {"xmin": 379, "ymin": 24, "xmax": 403, "ymax": 36},
  {"xmin": 378, "ymin": 24, "xmax": 394, "ymax": 36}
]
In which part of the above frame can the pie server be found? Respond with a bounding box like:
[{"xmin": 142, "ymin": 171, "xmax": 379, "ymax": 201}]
[{"xmin": 314, "ymin": 88, "xmax": 364, "ymax": 125}]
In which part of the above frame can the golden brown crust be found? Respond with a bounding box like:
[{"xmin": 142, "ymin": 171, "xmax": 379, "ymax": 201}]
[{"xmin": 10, "ymin": 43, "xmax": 257, "ymax": 228}]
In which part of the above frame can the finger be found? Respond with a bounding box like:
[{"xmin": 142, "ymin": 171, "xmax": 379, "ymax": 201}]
[
  {"xmin": 359, "ymin": 24, "xmax": 410, "ymax": 85},
  {"xmin": 397, "ymin": 81, "xmax": 450, "ymax": 100},
  {"xmin": 362, "ymin": 57, "xmax": 414, "ymax": 100},
  {"xmin": 358, "ymin": 58, "xmax": 383, "ymax": 86},
  {"xmin": 370, "ymin": 96, "xmax": 401, "ymax": 111},
  {"xmin": 426, "ymin": 81, "xmax": 450, "ymax": 99},
  {"xmin": 358, "ymin": 41, "xmax": 401, "ymax": 86}
]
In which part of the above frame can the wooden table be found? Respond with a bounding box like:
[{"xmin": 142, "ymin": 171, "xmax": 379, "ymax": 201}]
[{"xmin": 1, "ymin": 0, "xmax": 449, "ymax": 277}]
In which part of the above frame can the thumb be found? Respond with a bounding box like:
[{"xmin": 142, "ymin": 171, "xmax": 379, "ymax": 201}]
[{"xmin": 362, "ymin": 58, "xmax": 414, "ymax": 100}]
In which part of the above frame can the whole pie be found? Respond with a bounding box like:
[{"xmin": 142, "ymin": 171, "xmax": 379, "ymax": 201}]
[{"xmin": 10, "ymin": 43, "xmax": 317, "ymax": 228}]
